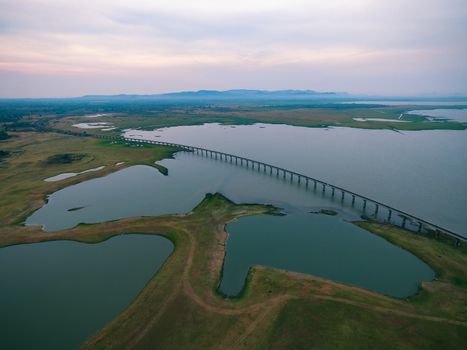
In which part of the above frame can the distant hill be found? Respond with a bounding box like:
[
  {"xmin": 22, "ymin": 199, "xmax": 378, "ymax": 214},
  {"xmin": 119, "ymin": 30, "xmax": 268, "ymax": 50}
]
[{"xmin": 81, "ymin": 89, "xmax": 351, "ymax": 101}]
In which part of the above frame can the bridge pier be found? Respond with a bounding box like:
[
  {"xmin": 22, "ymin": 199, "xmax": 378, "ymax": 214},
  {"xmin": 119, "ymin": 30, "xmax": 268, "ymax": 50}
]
[
  {"xmin": 401, "ymin": 216, "xmax": 407, "ymax": 229},
  {"xmin": 341, "ymin": 191, "xmax": 345, "ymax": 201},
  {"xmin": 314, "ymin": 181, "xmax": 317, "ymax": 190},
  {"xmin": 322, "ymin": 184, "xmax": 326, "ymax": 193},
  {"xmin": 331, "ymin": 187, "xmax": 335, "ymax": 197},
  {"xmin": 418, "ymin": 222, "xmax": 422, "ymax": 233},
  {"xmin": 374, "ymin": 204, "xmax": 379, "ymax": 217},
  {"xmin": 306, "ymin": 178, "xmax": 309, "ymax": 188},
  {"xmin": 363, "ymin": 200, "xmax": 367, "ymax": 211},
  {"xmin": 351, "ymin": 195, "xmax": 355, "ymax": 206},
  {"xmin": 387, "ymin": 210, "xmax": 392, "ymax": 222}
]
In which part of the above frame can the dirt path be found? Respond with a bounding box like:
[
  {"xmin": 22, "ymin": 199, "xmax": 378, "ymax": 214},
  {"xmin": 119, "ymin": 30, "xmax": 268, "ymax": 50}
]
[
  {"xmin": 180, "ymin": 227, "xmax": 467, "ymax": 327},
  {"xmin": 124, "ymin": 223, "xmax": 467, "ymax": 348}
]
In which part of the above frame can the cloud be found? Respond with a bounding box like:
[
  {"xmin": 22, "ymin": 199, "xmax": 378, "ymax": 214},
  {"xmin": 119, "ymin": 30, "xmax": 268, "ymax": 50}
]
[{"xmin": 0, "ymin": 0, "xmax": 466, "ymax": 96}]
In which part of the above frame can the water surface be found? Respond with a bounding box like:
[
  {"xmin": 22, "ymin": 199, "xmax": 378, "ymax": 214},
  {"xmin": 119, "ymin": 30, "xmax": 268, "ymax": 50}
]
[
  {"xmin": 407, "ymin": 109, "xmax": 467, "ymax": 122},
  {"xmin": 220, "ymin": 213, "xmax": 435, "ymax": 297},
  {"xmin": 124, "ymin": 124, "xmax": 467, "ymax": 235},
  {"xmin": 0, "ymin": 234, "xmax": 173, "ymax": 350}
]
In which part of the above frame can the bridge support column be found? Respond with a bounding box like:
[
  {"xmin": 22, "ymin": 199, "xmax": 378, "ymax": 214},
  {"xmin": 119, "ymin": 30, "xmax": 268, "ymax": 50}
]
[
  {"xmin": 283, "ymin": 171, "xmax": 286, "ymax": 179},
  {"xmin": 314, "ymin": 181, "xmax": 317, "ymax": 190},
  {"xmin": 351, "ymin": 195, "xmax": 355, "ymax": 206},
  {"xmin": 322, "ymin": 184, "xmax": 326, "ymax": 193},
  {"xmin": 331, "ymin": 187, "xmax": 335, "ymax": 197},
  {"xmin": 298, "ymin": 176, "xmax": 301, "ymax": 184},
  {"xmin": 455, "ymin": 238, "xmax": 460, "ymax": 247},
  {"xmin": 418, "ymin": 222, "xmax": 422, "ymax": 233},
  {"xmin": 341, "ymin": 191, "xmax": 345, "ymax": 201},
  {"xmin": 363, "ymin": 200, "xmax": 367, "ymax": 210},
  {"xmin": 387, "ymin": 210, "xmax": 392, "ymax": 222},
  {"xmin": 306, "ymin": 179, "xmax": 309, "ymax": 188},
  {"xmin": 401, "ymin": 216, "xmax": 406, "ymax": 229},
  {"xmin": 374, "ymin": 204, "xmax": 379, "ymax": 217}
]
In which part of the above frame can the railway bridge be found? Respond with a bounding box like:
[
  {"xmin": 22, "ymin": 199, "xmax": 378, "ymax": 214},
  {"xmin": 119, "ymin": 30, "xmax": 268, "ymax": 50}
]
[{"xmin": 92, "ymin": 132, "xmax": 466, "ymax": 245}]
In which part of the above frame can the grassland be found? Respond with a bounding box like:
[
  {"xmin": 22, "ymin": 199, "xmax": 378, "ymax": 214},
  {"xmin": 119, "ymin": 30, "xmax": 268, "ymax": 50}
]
[
  {"xmin": 48, "ymin": 104, "xmax": 467, "ymax": 134},
  {"xmin": 0, "ymin": 132, "xmax": 180, "ymax": 226},
  {"xmin": 0, "ymin": 131, "xmax": 466, "ymax": 349},
  {"xmin": 4, "ymin": 101, "xmax": 465, "ymax": 135}
]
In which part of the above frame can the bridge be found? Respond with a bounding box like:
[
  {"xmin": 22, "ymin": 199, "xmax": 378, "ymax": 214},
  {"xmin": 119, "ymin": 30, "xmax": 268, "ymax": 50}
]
[{"xmin": 53, "ymin": 129, "xmax": 464, "ymax": 245}]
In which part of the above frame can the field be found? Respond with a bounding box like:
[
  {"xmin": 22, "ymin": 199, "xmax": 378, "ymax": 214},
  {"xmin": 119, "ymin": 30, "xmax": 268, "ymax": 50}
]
[
  {"xmin": 2, "ymin": 100, "xmax": 466, "ymax": 135},
  {"xmin": 0, "ymin": 131, "xmax": 466, "ymax": 349}
]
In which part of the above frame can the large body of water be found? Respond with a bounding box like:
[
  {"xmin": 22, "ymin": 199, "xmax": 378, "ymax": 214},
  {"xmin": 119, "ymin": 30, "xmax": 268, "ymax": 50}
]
[
  {"xmin": 123, "ymin": 123, "xmax": 467, "ymax": 236},
  {"xmin": 0, "ymin": 234, "xmax": 173, "ymax": 350}
]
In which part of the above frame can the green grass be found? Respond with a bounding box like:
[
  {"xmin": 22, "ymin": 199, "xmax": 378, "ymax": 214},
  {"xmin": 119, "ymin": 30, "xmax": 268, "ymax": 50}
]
[
  {"xmin": 51, "ymin": 104, "xmax": 467, "ymax": 133},
  {"xmin": 262, "ymin": 298, "xmax": 467, "ymax": 350}
]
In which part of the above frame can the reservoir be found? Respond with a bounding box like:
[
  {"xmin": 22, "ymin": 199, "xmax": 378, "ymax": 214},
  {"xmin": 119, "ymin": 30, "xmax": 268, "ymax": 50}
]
[
  {"xmin": 0, "ymin": 234, "xmax": 173, "ymax": 350},
  {"xmin": 219, "ymin": 213, "xmax": 435, "ymax": 298},
  {"xmin": 123, "ymin": 123, "xmax": 467, "ymax": 235}
]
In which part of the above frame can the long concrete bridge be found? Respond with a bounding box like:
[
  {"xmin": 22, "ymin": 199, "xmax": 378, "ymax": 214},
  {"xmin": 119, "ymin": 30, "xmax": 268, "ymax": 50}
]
[{"xmin": 55, "ymin": 129, "xmax": 464, "ymax": 245}]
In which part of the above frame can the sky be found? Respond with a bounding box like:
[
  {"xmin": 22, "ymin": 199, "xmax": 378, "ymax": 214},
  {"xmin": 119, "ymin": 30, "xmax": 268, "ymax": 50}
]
[{"xmin": 0, "ymin": 0, "xmax": 466, "ymax": 98}]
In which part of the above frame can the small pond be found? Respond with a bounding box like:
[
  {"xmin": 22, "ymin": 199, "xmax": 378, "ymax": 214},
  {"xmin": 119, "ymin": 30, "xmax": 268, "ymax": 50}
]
[{"xmin": 219, "ymin": 213, "xmax": 435, "ymax": 298}]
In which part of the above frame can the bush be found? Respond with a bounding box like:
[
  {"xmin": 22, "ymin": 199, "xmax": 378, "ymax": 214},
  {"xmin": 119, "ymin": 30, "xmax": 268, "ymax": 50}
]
[
  {"xmin": 0, "ymin": 130, "xmax": 10, "ymax": 140},
  {"xmin": 45, "ymin": 153, "xmax": 86, "ymax": 164}
]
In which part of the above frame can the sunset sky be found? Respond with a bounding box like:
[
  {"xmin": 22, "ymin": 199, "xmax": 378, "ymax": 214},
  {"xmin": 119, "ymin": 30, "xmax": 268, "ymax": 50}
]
[{"xmin": 1, "ymin": 0, "xmax": 466, "ymax": 97}]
